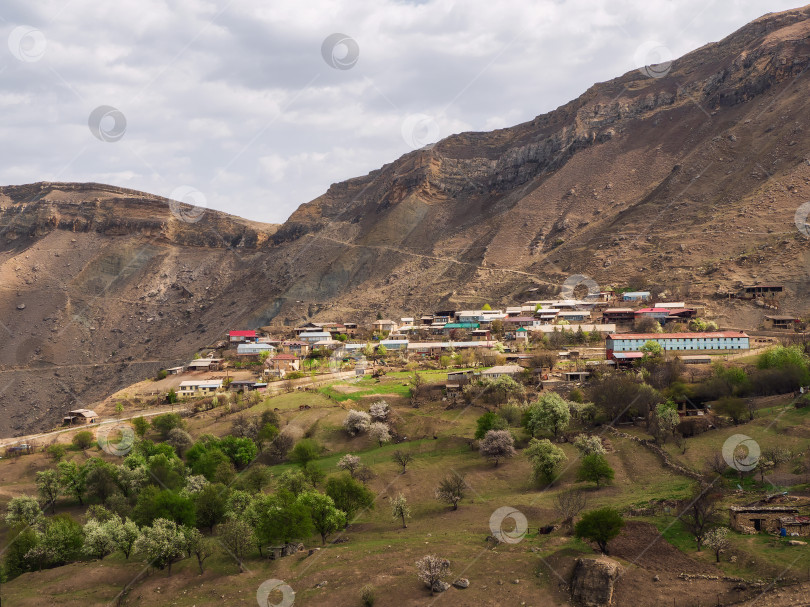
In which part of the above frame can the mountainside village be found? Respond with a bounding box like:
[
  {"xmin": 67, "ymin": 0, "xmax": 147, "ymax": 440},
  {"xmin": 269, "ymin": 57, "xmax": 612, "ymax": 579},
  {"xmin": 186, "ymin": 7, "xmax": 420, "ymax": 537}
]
[{"xmin": 142, "ymin": 284, "xmax": 796, "ymax": 404}]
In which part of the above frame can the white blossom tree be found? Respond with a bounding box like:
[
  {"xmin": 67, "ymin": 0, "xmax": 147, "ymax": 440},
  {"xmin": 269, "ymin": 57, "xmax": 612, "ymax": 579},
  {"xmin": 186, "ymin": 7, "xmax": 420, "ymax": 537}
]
[
  {"xmin": 573, "ymin": 434, "xmax": 606, "ymax": 456},
  {"xmin": 704, "ymin": 527, "xmax": 730, "ymax": 562},
  {"xmin": 369, "ymin": 422, "xmax": 391, "ymax": 447},
  {"xmin": 415, "ymin": 555, "xmax": 451, "ymax": 592},
  {"xmin": 369, "ymin": 400, "xmax": 390, "ymax": 421},
  {"xmin": 479, "ymin": 430, "xmax": 516, "ymax": 466},
  {"xmin": 337, "ymin": 454, "xmax": 361, "ymax": 478},
  {"xmin": 83, "ymin": 519, "xmax": 116, "ymax": 560},
  {"xmin": 343, "ymin": 410, "xmax": 371, "ymax": 436},
  {"xmin": 391, "ymin": 494, "xmax": 411, "ymax": 528},
  {"xmin": 134, "ymin": 518, "xmax": 188, "ymax": 576},
  {"xmin": 5, "ymin": 495, "xmax": 42, "ymax": 526},
  {"xmin": 111, "ymin": 517, "xmax": 140, "ymax": 559}
]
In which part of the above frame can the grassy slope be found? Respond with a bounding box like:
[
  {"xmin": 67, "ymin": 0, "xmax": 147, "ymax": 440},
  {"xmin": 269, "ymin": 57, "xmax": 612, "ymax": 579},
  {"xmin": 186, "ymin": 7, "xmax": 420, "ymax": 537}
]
[{"xmin": 3, "ymin": 372, "xmax": 810, "ymax": 606}]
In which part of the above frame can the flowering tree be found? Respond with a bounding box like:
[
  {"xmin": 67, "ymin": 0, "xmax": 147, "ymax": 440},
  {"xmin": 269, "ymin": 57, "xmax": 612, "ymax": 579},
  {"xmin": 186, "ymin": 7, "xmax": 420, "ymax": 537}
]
[
  {"xmin": 391, "ymin": 494, "xmax": 411, "ymax": 528},
  {"xmin": 343, "ymin": 410, "xmax": 371, "ymax": 436},
  {"xmin": 573, "ymin": 434, "xmax": 606, "ymax": 456},
  {"xmin": 369, "ymin": 422, "xmax": 391, "ymax": 446},
  {"xmin": 337, "ymin": 454, "xmax": 362, "ymax": 478},
  {"xmin": 415, "ymin": 555, "xmax": 451, "ymax": 592},
  {"xmin": 369, "ymin": 400, "xmax": 390, "ymax": 421},
  {"xmin": 5, "ymin": 495, "xmax": 42, "ymax": 527},
  {"xmin": 478, "ymin": 430, "xmax": 516, "ymax": 466},
  {"xmin": 704, "ymin": 527, "xmax": 730, "ymax": 562},
  {"xmin": 134, "ymin": 518, "xmax": 188, "ymax": 576}
]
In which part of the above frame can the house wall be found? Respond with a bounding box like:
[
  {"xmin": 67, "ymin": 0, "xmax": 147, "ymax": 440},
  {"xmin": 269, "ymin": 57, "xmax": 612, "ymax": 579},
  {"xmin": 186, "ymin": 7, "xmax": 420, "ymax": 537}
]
[{"xmin": 730, "ymin": 509, "xmax": 798, "ymax": 534}]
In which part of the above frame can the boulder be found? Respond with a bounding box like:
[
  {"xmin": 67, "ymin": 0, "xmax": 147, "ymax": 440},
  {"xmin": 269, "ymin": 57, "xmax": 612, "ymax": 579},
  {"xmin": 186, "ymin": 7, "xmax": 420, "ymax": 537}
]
[
  {"xmin": 431, "ymin": 580, "xmax": 450, "ymax": 593},
  {"xmin": 570, "ymin": 556, "xmax": 622, "ymax": 607},
  {"xmin": 788, "ymin": 540, "xmax": 807, "ymax": 546},
  {"xmin": 453, "ymin": 578, "xmax": 470, "ymax": 589}
]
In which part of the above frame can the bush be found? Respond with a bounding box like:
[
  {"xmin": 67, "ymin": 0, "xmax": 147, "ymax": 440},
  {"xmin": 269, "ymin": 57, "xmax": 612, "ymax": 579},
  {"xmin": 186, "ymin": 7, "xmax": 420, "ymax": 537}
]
[
  {"xmin": 46, "ymin": 444, "xmax": 66, "ymax": 461},
  {"xmin": 474, "ymin": 411, "xmax": 508, "ymax": 440},
  {"xmin": 151, "ymin": 413, "xmax": 184, "ymax": 439},
  {"xmin": 72, "ymin": 430, "xmax": 94, "ymax": 450},
  {"xmin": 290, "ymin": 439, "xmax": 320, "ymax": 466},
  {"xmin": 713, "ymin": 396, "xmax": 747, "ymax": 424},
  {"xmin": 360, "ymin": 584, "xmax": 376, "ymax": 606}
]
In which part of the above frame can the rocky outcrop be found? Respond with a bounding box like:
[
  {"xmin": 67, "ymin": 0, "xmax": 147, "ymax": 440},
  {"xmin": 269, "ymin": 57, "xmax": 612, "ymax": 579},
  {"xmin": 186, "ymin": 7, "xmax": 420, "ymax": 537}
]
[{"xmin": 570, "ymin": 556, "xmax": 622, "ymax": 607}]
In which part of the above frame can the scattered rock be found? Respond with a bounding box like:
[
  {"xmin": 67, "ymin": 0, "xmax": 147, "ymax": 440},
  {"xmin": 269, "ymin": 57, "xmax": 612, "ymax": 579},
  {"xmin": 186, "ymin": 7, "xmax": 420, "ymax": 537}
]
[
  {"xmin": 453, "ymin": 578, "xmax": 470, "ymax": 589},
  {"xmin": 16, "ymin": 303, "xmax": 25, "ymax": 310},
  {"xmin": 787, "ymin": 540, "xmax": 807, "ymax": 546},
  {"xmin": 653, "ymin": 574, "xmax": 660, "ymax": 582},
  {"xmin": 431, "ymin": 580, "xmax": 450, "ymax": 593},
  {"xmin": 512, "ymin": 579, "xmax": 520, "ymax": 584}
]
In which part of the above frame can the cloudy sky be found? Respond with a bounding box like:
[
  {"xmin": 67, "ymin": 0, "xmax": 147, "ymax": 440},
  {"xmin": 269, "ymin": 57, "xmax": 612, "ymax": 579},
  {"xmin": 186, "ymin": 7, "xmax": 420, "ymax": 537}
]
[{"xmin": 0, "ymin": 1, "xmax": 803, "ymax": 223}]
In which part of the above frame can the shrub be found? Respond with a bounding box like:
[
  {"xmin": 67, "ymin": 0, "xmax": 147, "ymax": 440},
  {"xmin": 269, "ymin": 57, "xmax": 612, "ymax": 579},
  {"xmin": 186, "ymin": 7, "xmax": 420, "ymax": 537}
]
[
  {"xmin": 360, "ymin": 584, "xmax": 376, "ymax": 606},
  {"xmin": 290, "ymin": 439, "xmax": 320, "ymax": 466},
  {"xmin": 46, "ymin": 444, "xmax": 66, "ymax": 461},
  {"xmin": 151, "ymin": 413, "xmax": 184, "ymax": 439},
  {"xmin": 573, "ymin": 434, "xmax": 606, "ymax": 456},
  {"xmin": 72, "ymin": 430, "xmax": 94, "ymax": 450},
  {"xmin": 474, "ymin": 411, "xmax": 508, "ymax": 439}
]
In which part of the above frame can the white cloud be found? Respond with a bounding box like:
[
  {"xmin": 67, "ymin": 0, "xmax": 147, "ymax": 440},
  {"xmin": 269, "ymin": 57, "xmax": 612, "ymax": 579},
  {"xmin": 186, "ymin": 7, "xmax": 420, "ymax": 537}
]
[{"xmin": 0, "ymin": 0, "xmax": 801, "ymax": 223}]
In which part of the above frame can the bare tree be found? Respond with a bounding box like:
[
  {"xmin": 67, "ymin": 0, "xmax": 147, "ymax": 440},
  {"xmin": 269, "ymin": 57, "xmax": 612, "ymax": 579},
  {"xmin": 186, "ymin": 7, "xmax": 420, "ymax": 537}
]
[
  {"xmin": 554, "ymin": 489, "xmax": 587, "ymax": 531},
  {"xmin": 392, "ymin": 450, "xmax": 413, "ymax": 473},
  {"xmin": 435, "ymin": 472, "xmax": 467, "ymax": 511},
  {"xmin": 705, "ymin": 453, "xmax": 729, "ymax": 477},
  {"xmin": 680, "ymin": 483, "xmax": 720, "ymax": 551}
]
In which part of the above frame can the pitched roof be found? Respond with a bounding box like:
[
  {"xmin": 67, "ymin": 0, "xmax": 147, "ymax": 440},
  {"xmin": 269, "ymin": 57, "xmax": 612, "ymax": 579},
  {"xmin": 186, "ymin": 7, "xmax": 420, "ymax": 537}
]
[{"xmin": 229, "ymin": 330, "xmax": 257, "ymax": 337}]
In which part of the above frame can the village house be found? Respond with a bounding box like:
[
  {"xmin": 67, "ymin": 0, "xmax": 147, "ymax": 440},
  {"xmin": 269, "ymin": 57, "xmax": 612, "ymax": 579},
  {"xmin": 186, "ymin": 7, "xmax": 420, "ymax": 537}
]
[
  {"xmin": 605, "ymin": 331, "xmax": 750, "ymax": 360},
  {"xmin": 634, "ymin": 308, "xmax": 671, "ymax": 323},
  {"xmin": 503, "ymin": 316, "xmax": 541, "ymax": 328},
  {"xmin": 236, "ymin": 343, "xmax": 276, "ymax": 356},
  {"xmin": 63, "ymin": 409, "xmax": 98, "ymax": 425},
  {"xmin": 372, "ymin": 319, "xmax": 398, "ymax": 333},
  {"xmin": 470, "ymin": 329, "xmax": 491, "ymax": 341},
  {"xmin": 602, "ymin": 308, "xmax": 636, "ymax": 324},
  {"xmin": 165, "ymin": 366, "xmax": 185, "ymax": 375},
  {"xmin": 622, "ymin": 291, "xmax": 651, "ymax": 302},
  {"xmin": 730, "ymin": 505, "xmax": 805, "ymax": 534},
  {"xmin": 665, "ymin": 307, "xmax": 697, "ymax": 322},
  {"xmin": 481, "ymin": 364, "xmax": 524, "ymax": 380},
  {"xmin": 343, "ymin": 322, "xmax": 358, "ymax": 337},
  {"xmin": 228, "ymin": 380, "xmax": 267, "ymax": 392},
  {"xmin": 298, "ymin": 331, "xmax": 332, "ymax": 344},
  {"xmin": 265, "ymin": 353, "xmax": 300, "ymax": 377},
  {"xmin": 178, "ymin": 379, "xmax": 223, "ymax": 397},
  {"xmin": 282, "ymin": 340, "xmax": 310, "ymax": 356},
  {"xmin": 186, "ymin": 358, "xmax": 223, "ymax": 371},
  {"xmin": 228, "ymin": 330, "xmax": 258, "ymax": 343},
  {"xmin": 763, "ymin": 315, "xmax": 801, "ymax": 330},
  {"xmin": 739, "ymin": 284, "xmax": 784, "ymax": 299},
  {"xmin": 557, "ymin": 310, "xmax": 592, "ymax": 323}
]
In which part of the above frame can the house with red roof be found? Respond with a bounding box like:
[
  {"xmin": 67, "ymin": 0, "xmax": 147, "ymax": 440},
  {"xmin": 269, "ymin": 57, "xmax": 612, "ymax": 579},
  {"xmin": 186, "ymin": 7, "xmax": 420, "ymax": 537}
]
[{"xmin": 229, "ymin": 330, "xmax": 258, "ymax": 343}]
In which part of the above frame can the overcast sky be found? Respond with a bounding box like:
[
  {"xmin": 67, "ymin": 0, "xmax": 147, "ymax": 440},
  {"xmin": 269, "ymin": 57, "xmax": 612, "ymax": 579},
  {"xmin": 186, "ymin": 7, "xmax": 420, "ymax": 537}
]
[{"xmin": 0, "ymin": 1, "xmax": 803, "ymax": 224}]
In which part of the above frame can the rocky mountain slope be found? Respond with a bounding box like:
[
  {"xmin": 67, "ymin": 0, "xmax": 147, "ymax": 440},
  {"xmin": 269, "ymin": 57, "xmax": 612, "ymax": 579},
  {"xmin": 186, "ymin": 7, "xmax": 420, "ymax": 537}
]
[
  {"xmin": 4, "ymin": 6, "xmax": 810, "ymax": 433},
  {"xmin": 266, "ymin": 5, "xmax": 810, "ymax": 323}
]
